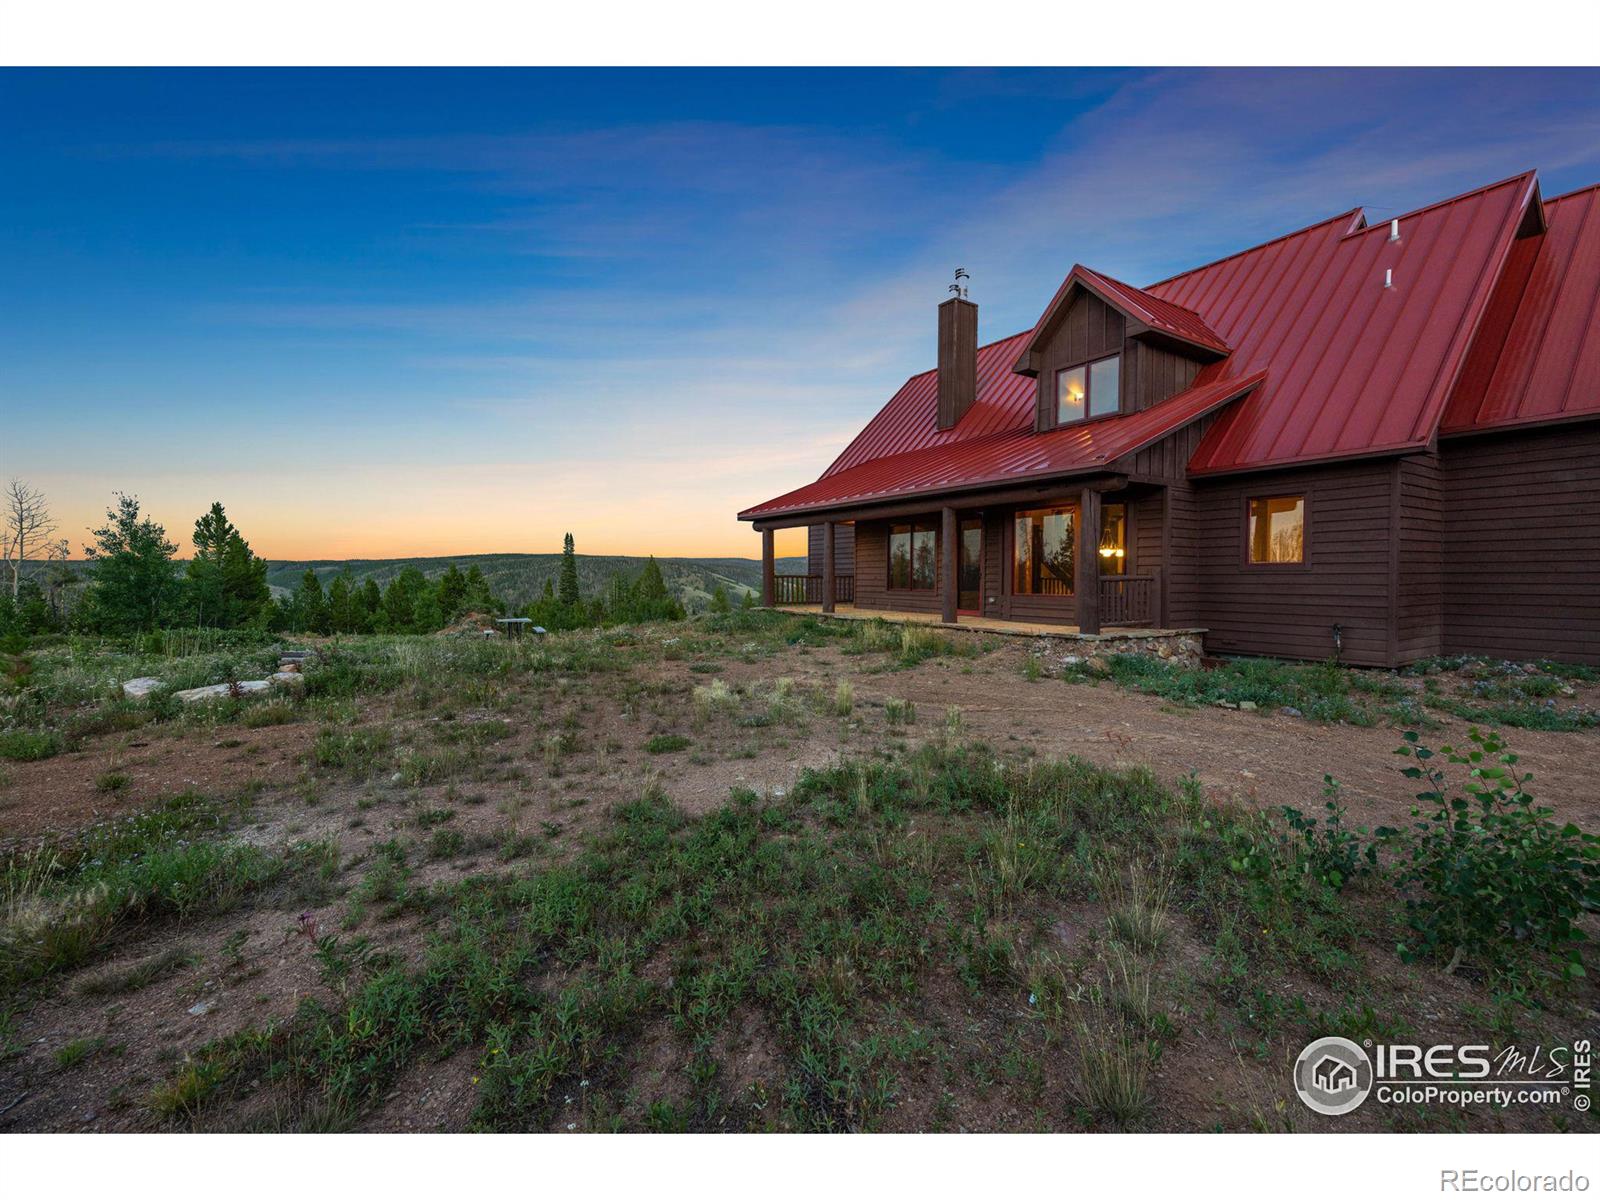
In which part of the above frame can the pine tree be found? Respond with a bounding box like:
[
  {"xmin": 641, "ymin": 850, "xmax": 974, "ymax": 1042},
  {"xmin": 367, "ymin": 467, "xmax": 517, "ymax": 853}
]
[
  {"xmin": 558, "ymin": 533, "xmax": 581, "ymax": 609},
  {"xmin": 629, "ymin": 556, "xmax": 684, "ymax": 623},
  {"xmin": 327, "ymin": 572, "xmax": 358, "ymax": 633},
  {"xmin": 709, "ymin": 584, "xmax": 731, "ymax": 614},
  {"xmin": 292, "ymin": 570, "xmax": 329, "ymax": 634},
  {"xmin": 359, "ymin": 579, "xmax": 382, "ymax": 631},
  {"xmin": 436, "ymin": 563, "xmax": 467, "ymax": 623},
  {"xmin": 383, "ymin": 566, "xmax": 429, "ymax": 633},
  {"xmin": 463, "ymin": 565, "xmax": 497, "ymax": 615},
  {"xmin": 84, "ymin": 494, "xmax": 180, "ymax": 633},
  {"xmin": 187, "ymin": 502, "xmax": 269, "ymax": 628}
]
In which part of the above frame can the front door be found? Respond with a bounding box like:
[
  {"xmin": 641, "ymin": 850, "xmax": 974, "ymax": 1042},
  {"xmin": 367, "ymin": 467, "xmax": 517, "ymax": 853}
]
[{"xmin": 958, "ymin": 518, "xmax": 982, "ymax": 614}]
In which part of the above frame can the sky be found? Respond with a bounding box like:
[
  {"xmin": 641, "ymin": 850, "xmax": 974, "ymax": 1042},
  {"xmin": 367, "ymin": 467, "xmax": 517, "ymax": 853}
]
[{"xmin": 3, "ymin": 68, "xmax": 1599, "ymax": 561}]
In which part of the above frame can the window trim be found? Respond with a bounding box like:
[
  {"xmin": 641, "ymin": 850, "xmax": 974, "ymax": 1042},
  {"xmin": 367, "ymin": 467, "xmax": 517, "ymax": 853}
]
[
  {"xmin": 1053, "ymin": 352, "xmax": 1123, "ymax": 427},
  {"xmin": 887, "ymin": 520, "xmax": 938, "ymax": 591},
  {"xmin": 1241, "ymin": 492, "xmax": 1310, "ymax": 569}
]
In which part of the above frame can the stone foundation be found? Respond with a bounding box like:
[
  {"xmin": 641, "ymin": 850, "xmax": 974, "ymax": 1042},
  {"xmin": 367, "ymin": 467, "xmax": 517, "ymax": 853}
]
[{"xmin": 1030, "ymin": 629, "xmax": 1205, "ymax": 673}]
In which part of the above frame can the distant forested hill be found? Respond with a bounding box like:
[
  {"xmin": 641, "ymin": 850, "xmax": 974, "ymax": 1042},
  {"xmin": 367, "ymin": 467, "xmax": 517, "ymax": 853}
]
[{"xmin": 262, "ymin": 553, "xmax": 809, "ymax": 611}]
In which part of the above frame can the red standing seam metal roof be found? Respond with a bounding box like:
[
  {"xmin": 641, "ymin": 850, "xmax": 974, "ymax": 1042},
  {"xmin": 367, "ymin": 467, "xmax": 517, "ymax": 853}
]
[
  {"xmin": 1173, "ymin": 171, "xmax": 1538, "ymax": 474},
  {"xmin": 821, "ymin": 331, "xmax": 1036, "ymax": 477},
  {"xmin": 743, "ymin": 171, "xmax": 1550, "ymax": 521},
  {"xmin": 1440, "ymin": 184, "xmax": 1600, "ymax": 435},
  {"xmin": 739, "ymin": 371, "xmax": 1266, "ymax": 519}
]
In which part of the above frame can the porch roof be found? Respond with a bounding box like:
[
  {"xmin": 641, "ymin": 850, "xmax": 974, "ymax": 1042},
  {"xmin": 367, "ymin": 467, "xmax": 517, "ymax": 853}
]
[{"xmin": 739, "ymin": 370, "xmax": 1265, "ymax": 521}]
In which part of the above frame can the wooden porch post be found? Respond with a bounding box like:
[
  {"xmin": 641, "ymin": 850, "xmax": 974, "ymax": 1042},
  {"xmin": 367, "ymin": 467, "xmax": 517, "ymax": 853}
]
[
  {"xmin": 1076, "ymin": 487, "xmax": 1101, "ymax": 634},
  {"xmin": 941, "ymin": 506, "xmax": 958, "ymax": 624},
  {"xmin": 821, "ymin": 521, "xmax": 836, "ymax": 613},
  {"xmin": 761, "ymin": 529, "xmax": 775, "ymax": 608}
]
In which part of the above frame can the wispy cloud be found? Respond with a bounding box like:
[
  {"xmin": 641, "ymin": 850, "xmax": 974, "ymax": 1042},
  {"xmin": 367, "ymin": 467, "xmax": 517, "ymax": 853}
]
[{"xmin": 12, "ymin": 69, "xmax": 1600, "ymax": 558}]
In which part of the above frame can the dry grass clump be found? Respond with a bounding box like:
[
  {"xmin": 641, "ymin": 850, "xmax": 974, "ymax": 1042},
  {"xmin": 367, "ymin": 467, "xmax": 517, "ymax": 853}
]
[
  {"xmin": 692, "ymin": 679, "xmax": 740, "ymax": 724},
  {"xmin": 833, "ymin": 679, "xmax": 854, "ymax": 717},
  {"xmin": 1073, "ymin": 1004, "xmax": 1154, "ymax": 1126},
  {"xmin": 1094, "ymin": 858, "xmax": 1171, "ymax": 953}
]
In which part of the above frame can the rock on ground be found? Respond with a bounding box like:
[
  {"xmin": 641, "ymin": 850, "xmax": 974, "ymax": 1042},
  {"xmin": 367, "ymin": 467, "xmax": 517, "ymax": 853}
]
[{"xmin": 171, "ymin": 674, "xmax": 305, "ymax": 704}]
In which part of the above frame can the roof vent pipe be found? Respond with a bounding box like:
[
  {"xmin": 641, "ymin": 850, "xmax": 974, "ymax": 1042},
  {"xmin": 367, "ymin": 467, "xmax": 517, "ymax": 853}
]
[
  {"xmin": 1389, "ymin": 218, "xmax": 1400, "ymax": 242},
  {"xmin": 1384, "ymin": 268, "xmax": 1393, "ymax": 289}
]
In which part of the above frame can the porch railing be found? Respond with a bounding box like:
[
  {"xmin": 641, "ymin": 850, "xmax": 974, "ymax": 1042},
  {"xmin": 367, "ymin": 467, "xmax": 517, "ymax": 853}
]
[
  {"xmin": 773, "ymin": 574, "xmax": 855, "ymax": 605},
  {"xmin": 1098, "ymin": 574, "xmax": 1156, "ymax": 626}
]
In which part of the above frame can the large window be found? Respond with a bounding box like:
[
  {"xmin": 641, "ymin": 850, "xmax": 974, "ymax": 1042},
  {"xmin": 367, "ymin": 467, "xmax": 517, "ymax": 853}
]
[
  {"xmin": 1013, "ymin": 506, "xmax": 1076, "ymax": 595},
  {"xmin": 1247, "ymin": 495, "xmax": 1305, "ymax": 564},
  {"xmin": 889, "ymin": 522, "xmax": 937, "ymax": 590},
  {"xmin": 1056, "ymin": 354, "xmax": 1121, "ymax": 424}
]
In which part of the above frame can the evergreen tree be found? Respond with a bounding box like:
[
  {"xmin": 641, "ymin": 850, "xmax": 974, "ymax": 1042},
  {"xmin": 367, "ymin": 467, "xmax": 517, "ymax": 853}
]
[
  {"xmin": 604, "ymin": 573, "xmax": 632, "ymax": 622},
  {"xmin": 412, "ymin": 581, "xmax": 444, "ymax": 632},
  {"xmin": 627, "ymin": 556, "xmax": 684, "ymax": 623},
  {"xmin": 383, "ymin": 566, "xmax": 429, "ymax": 633},
  {"xmin": 557, "ymin": 533, "xmax": 581, "ymax": 609},
  {"xmin": 292, "ymin": 570, "xmax": 329, "ymax": 634},
  {"xmin": 327, "ymin": 572, "xmax": 358, "ymax": 633},
  {"xmin": 186, "ymin": 501, "xmax": 270, "ymax": 628},
  {"xmin": 708, "ymin": 584, "xmax": 731, "ymax": 614},
  {"xmin": 463, "ymin": 565, "xmax": 497, "ymax": 615},
  {"xmin": 0, "ymin": 579, "xmax": 56, "ymax": 636},
  {"xmin": 436, "ymin": 563, "xmax": 467, "ymax": 623},
  {"xmin": 359, "ymin": 578, "xmax": 382, "ymax": 631},
  {"xmin": 84, "ymin": 494, "xmax": 180, "ymax": 633}
]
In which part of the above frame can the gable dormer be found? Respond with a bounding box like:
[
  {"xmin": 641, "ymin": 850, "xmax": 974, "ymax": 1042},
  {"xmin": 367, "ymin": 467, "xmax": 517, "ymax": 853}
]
[{"xmin": 1013, "ymin": 265, "xmax": 1230, "ymax": 433}]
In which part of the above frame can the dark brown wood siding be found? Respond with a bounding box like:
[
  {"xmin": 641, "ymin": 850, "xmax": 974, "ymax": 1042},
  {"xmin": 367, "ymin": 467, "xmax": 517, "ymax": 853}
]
[
  {"xmin": 1396, "ymin": 454, "xmax": 1444, "ymax": 662},
  {"xmin": 1124, "ymin": 339, "xmax": 1202, "ymax": 413},
  {"xmin": 805, "ymin": 522, "xmax": 856, "ymax": 578},
  {"xmin": 1130, "ymin": 492, "xmax": 1163, "ymax": 576},
  {"xmin": 1193, "ymin": 460, "xmax": 1395, "ymax": 665},
  {"xmin": 1440, "ymin": 424, "xmax": 1600, "ymax": 664},
  {"xmin": 1120, "ymin": 413, "xmax": 1218, "ymax": 483},
  {"xmin": 1034, "ymin": 291, "xmax": 1125, "ymax": 431},
  {"xmin": 1163, "ymin": 482, "xmax": 1201, "ymax": 626},
  {"xmin": 982, "ymin": 511, "xmax": 1007, "ymax": 620},
  {"xmin": 852, "ymin": 517, "xmax": 944, "ymax": 615}
]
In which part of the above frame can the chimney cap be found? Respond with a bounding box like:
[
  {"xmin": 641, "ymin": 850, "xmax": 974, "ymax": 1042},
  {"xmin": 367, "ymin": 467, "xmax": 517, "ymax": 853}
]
[{"xmin": 948, "ymin": 268, "xmax": 970, "ymax": 301}]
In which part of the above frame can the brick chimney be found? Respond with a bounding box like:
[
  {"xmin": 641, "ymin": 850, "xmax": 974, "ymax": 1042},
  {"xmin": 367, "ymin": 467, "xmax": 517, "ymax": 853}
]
[{"xmin": 937, "ymin": 291, "xmax": 978, "ymax": 431}]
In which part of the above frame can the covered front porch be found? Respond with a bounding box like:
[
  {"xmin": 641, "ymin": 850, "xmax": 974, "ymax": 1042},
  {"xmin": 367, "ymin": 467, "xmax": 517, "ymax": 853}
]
[
  {"xmin": 765, "ymin": 601, "xmax": 1194, "ymax": 641},
  {"xmin": 754, "ymin": 476, "xmax": 1176, "ymax": 635}
]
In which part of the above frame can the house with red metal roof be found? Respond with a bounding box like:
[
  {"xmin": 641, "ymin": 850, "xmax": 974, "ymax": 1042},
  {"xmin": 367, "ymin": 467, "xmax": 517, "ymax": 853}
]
[{"xmin": 739, "ymin": 171, "xmax": 1600, "ymax": 666}]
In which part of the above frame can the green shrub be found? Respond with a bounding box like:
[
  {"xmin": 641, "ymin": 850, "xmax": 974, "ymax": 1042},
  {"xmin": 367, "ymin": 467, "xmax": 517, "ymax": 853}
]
[
  {"xmin": 1385, "ymin": 729, "xmax": 1600, "ymax": 977},
  {"xmin": 0, "ymin": 729, "xmax": 62, "ymax": 762},
  {"xmin": 1278, "ymin": 778, "xmax": 1378, "ymax": 891},
  {"xmin": 645, "ymin": 734, "xmax": 690, "ymax": 755}
]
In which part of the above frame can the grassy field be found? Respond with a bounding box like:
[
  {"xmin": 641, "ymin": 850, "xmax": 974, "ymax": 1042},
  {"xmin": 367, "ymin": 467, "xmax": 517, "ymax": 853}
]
[{"xmin": 0, "ymin": 614, "xmax": 1595, "ymax": 1132}]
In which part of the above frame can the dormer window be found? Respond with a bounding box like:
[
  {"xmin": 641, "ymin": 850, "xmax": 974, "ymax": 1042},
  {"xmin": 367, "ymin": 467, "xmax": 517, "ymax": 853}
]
[{"xmin": 1056, "ymin": 353, "xmax": 1121, "ymax": 424}]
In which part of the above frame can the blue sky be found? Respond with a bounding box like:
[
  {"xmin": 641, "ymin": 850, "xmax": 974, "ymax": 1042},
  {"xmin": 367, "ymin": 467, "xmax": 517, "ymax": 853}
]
[{"xmin": 4, "ymin": 68, "xmax": 1598, "ymax": 558}]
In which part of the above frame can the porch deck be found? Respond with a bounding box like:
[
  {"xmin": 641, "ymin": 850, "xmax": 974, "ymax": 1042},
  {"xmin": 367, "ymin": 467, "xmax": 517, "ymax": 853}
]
[{"xmin": 770, "ymin": 602, "xmax": 1200, "ymax": 642}]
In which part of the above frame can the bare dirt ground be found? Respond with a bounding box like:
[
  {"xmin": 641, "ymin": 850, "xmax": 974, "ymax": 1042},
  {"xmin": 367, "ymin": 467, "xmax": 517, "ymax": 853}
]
[{"xmin": 2, "ymin": 633, "xmax": 1596, "ymax": 1133}]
